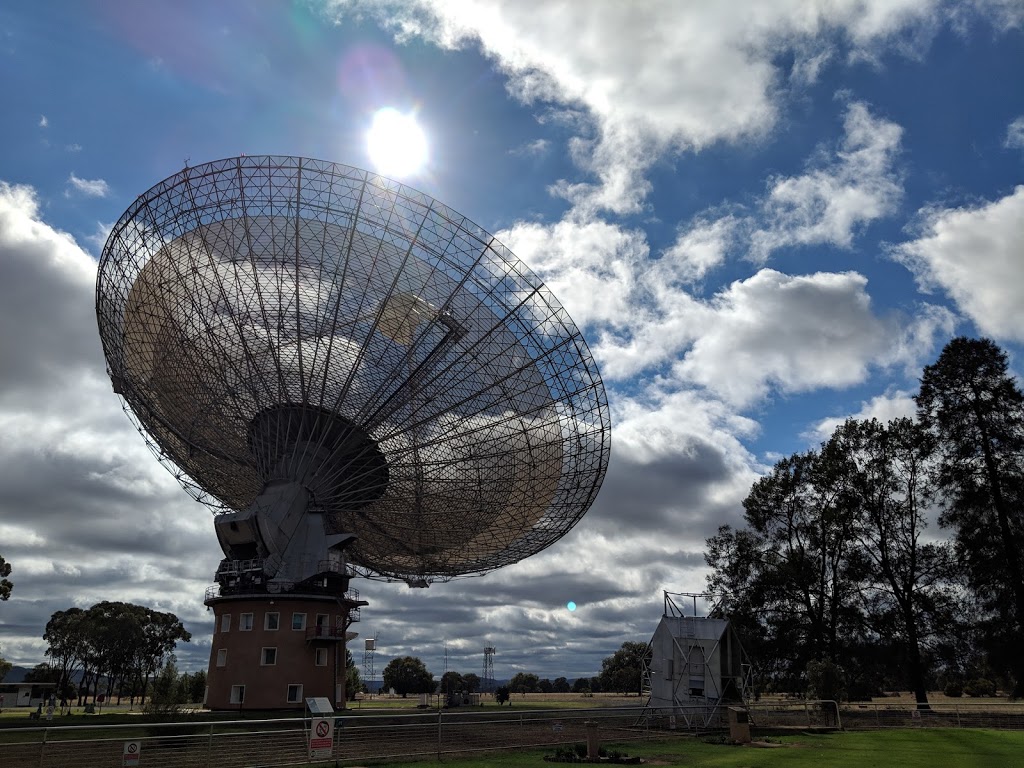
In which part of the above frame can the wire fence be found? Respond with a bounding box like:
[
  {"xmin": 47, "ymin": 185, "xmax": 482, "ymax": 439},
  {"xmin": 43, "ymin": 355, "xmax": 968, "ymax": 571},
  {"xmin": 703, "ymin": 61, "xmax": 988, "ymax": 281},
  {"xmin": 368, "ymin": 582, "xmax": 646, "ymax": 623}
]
[{"xmin": 2, "ymin": 701, "xmax": 1024, "ymax": 768}]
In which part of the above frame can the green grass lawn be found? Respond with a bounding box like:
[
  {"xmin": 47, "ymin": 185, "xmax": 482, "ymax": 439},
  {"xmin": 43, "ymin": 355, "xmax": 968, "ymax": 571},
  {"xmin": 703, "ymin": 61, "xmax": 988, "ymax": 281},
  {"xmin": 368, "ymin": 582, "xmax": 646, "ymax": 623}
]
[{"xmin": 353, "ymin": 730, "xmax": 1024, "ymax": 768}]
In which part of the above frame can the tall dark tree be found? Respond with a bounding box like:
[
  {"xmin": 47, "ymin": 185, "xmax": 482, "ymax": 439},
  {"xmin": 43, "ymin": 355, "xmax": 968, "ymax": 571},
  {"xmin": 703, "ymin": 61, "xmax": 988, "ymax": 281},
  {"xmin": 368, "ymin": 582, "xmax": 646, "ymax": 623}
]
[
  {"xmin": 0, "ymin": 646, "xmax": 11, "ymax": 683},
  {"xmin": 508, "ymin": 672, "xmax": 540, "ymax": 694},
  {"xmin": 44, "ymin": 607, "xmax": 88, "ymax": 702},
  {"xmin": 598, "ymin": 641, "xmax": 650, "ymax": 694},
  {"xmin": 835, "ymin": 417, "xmax": 956, "ymax": 706},
  {"xmin": 552, "ymin": 676, "xmax": 571, "ymax": 693},
  {"xmin": 381, "ymin": 656, "xmax": 434, "ymax": 697},
  {"xmin": 707, "ymin": 445, "xmax": 864, "ymax": 689},
  {"xmin": 0, "ymin": 554, "xmax": 12, "ymax": 601},
  {"xmin": 440, "ymin": 670, "xmax": 464, "ymax": 694},
  {"xmin": 462, "ymin": 672, "xmax": 481, "ymax": 693},
  {"xmin": 917, "ymin": 337, "xmax": 1024, "ymax": 697}
]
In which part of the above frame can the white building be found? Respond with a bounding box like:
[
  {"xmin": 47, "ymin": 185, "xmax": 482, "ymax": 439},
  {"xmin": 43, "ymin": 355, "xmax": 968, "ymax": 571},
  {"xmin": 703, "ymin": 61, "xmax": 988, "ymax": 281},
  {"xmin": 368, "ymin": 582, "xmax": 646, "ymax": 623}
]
[{"xmin": 644, "ymin": 592, "xmax": 750, "ymax": 728}]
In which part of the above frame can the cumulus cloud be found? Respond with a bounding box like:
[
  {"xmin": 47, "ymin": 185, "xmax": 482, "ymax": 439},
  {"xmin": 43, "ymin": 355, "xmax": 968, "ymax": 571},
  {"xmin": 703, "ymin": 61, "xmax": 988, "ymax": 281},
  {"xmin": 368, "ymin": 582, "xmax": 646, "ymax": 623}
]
[
  {"xmin": 323, "ymin": 0, "xmax": 944, "ymax": 214},
  {"xmin": 0, "ymin": 183, "xmax": 218, "ymax": 667},
  {"xmin": 893, "ymin": 186, "xmax": 1024, "ymax": 342},
  {"xmin": 1005, "ymin": 115, "xmax": 1024, "ymax": 149},
  {"xmin": 496, "ymin": 217, "xmax": 649, "ymax": 328},
  {"xmin": 39, "ymin": 115, "xmax": 48, "ymax": 128},
  {"xmin": 803, "ymin": 390, "xmax": 919, "ymax": 443},
  {"xmin": 748, "ymin": 101, "xmax": 904, "ymax": 259},
  {"xmin": 66, "ymin": 173, "xmax": 111, "ymax": 198},
  {"xmin": 673, "ymin": 270, "xmax": 889, "ymax": 406},
  {"xmin": 659, "ymin": 216, "xmax": 740, "ymax": 286}
]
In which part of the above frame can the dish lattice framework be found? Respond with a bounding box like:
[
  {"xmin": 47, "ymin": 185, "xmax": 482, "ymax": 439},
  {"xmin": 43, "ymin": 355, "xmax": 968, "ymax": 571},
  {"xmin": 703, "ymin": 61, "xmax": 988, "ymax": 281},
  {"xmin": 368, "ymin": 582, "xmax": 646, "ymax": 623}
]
[{"xmin": 96, "ymin": 155, "xmax": 610, "ymax": 582}]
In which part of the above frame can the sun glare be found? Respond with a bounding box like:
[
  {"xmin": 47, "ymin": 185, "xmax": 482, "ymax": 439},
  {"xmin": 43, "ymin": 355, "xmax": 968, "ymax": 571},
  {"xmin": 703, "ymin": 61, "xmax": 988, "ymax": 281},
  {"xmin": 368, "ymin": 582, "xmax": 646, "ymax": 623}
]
[{"xmin": 366, "ymin": 107, "xmax": 428, "ymax": 178}]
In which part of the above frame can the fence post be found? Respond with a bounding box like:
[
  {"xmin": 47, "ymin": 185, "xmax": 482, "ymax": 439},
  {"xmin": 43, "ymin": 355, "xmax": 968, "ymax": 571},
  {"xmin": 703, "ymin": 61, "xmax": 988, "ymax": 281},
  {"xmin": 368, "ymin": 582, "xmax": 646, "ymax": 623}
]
[
  {"xmin": 38, "ymin": 725, "xmax": 48, "ymax": 768},
  {"xmin": 955, "ymin": 704, "xmax": 961, "ymax": 729},
  {"xmin": 437, "ymin": 709, "xmax": 443, "ymax": 760},
  {"xmin": 205, "ymin": 722, "xmax": 214, "ymax": 768},
  {"xmin": 804, "ymin": 701, "xmax": 810, "ymax": 728}
]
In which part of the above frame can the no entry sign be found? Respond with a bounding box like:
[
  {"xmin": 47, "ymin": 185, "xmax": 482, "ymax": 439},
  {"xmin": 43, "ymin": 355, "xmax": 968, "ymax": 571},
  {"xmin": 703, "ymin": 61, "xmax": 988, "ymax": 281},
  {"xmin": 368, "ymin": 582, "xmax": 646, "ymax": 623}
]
[
  {"xmin": 123, "ymin": 740, "xmax": 142, "ymax": 767},
  {"xmin": 309, "ymin": 717, "xmax": 335, "ymax": 760}
]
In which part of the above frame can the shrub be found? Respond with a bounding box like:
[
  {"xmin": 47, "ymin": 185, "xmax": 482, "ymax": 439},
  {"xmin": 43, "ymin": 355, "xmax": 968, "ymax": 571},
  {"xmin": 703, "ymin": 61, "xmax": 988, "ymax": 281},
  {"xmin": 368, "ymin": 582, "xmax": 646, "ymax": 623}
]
[
  {"xmin": 943, "ymin": 681, "xmax": 963, "ymax": 698},
  {"xmin": 964, "ymin": 678, "xmax": 996, "ymax": 698}
]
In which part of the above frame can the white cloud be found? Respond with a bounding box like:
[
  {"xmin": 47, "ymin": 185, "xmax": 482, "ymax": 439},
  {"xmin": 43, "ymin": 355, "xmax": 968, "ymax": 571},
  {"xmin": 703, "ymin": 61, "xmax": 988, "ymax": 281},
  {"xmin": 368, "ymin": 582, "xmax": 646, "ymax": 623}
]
[
  {"xmin": 324, "ymin": 0, "xmax": 946, "ymax": 213},
  {"xmin": 0, "ymin": 182, "xmax": 218, "ymax": 668},
  {"xmin": 509, "ymin": 138, "xmax": 549, "ymax": 156},
  {"xmin": 38, "ymin": 114, "xmax": 48, "ymax": 128},
  {"xmin": 659, "ymin": 216, "xmax": 739, "ymax": 286},
  {"xmin": 672, "ymin": 270, "xmax": 891, "ymax": 406},
  {"xmin": 1005, "ymin": 115, "xmax": 1024, "ymax": 149},
  {"xmin": 496, "ymin": 217, "xmax": 649, "ymax": 328},
  {"xmin": 893, "ymin": 186, "xmax": 1024, "ymax": 342},
  {"xmin": 749, "ymin": 101, "xmax": 904, "ymax": 259},
  {"xmin": 803, "ymin": 389, "xmax": 918, "ymax": 443},
  {"xmin": 66, "ymin": 173, "xmax": 111, "ymax": 198}
]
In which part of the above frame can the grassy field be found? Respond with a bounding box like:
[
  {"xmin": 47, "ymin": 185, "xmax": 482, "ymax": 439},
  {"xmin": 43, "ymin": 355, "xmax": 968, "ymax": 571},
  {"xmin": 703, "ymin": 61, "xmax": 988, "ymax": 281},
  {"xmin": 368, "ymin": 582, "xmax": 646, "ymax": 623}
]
[{"xmin": 357, "ymin": 730, "xmax": 1024, "ymax": 768}]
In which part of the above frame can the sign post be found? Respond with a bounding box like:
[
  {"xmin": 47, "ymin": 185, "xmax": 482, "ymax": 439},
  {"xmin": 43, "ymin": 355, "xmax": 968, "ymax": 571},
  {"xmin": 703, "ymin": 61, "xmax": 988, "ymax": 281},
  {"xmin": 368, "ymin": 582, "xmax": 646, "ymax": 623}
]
[
  {"xmin": 123, "ymin": 740, "xmax": 142, "ymax": 768},
  {"xmin": 308, "ymin": 717, "xmax": 335, "ymax": 760}
]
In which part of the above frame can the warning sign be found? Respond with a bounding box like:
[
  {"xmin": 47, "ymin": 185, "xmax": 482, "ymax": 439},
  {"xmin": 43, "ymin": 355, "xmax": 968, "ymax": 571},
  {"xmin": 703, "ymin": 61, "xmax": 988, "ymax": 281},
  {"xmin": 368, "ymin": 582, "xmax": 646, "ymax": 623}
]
[
  {"xmin": 123, "ymin": 740, "xmax": 142, "ymax": 767},
  {"xmin": 308, "ymin": 717, "xmax": 335, "ymax": 760}
]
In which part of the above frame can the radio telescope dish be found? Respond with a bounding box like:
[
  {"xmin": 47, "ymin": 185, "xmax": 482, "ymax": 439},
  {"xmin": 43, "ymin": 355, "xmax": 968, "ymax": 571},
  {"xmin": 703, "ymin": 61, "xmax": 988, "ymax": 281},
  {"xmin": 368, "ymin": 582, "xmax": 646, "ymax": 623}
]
[{"xmin": 97, "ymin": 155, "xmax": 610, "ymax": 587}]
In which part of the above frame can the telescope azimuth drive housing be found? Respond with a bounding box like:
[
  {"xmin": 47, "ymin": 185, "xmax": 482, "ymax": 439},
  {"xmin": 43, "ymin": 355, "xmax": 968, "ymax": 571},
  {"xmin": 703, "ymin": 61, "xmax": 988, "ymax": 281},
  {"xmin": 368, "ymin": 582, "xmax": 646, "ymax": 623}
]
[{"xmin": 96, "ymin": 155, "xmax": 611, "ymax": 591}]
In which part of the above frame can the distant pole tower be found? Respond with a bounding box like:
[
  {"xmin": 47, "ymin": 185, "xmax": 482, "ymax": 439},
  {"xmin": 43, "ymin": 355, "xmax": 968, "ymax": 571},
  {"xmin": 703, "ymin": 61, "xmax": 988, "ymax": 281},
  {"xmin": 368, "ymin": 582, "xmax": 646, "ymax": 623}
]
[
  {"xmin": 483, "ymin": 646, "xmax": 496, "ymax": 692},
  {"xmin": 444, "ymin": 641, "xmax": 449, "ymax": 675},
  {"xmin": 363, "ymin": 635, "xmax": 377, "ymax": 694}
]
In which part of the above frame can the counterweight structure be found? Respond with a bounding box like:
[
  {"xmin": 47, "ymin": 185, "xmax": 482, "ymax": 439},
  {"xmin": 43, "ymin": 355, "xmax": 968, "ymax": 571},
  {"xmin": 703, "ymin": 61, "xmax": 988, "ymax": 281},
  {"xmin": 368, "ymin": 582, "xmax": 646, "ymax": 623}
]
[{"xmin": 96, "ymin": 155, "xmax": 610, "ymax": 708}]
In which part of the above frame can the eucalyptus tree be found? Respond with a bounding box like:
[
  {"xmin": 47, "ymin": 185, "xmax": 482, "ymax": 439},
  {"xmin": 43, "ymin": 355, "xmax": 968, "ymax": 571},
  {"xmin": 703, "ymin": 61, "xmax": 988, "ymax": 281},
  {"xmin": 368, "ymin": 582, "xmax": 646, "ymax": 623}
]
[
  {"xmin": 44, "ymin": 607, "xmax": 88, "ymax": 701},
  {"xmin": 0, "ymin": 554, "xmax": 11, "ymax": 601},
  {"xmin": 833, "ymin": 417, "xmax": 956, "ymax": 706},
  {"xmin": 917, "ymin": 337, "xmax": 1024, "ymax": 697},
  {"xmin": 707, "ymin": 443, "xmax": 864, "ymax": 689}
]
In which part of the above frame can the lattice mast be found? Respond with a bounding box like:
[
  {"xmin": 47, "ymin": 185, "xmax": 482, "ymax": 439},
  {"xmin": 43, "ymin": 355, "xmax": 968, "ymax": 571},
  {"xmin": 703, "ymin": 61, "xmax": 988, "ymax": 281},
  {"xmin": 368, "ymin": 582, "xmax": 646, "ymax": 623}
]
[{"xmin": 483, "ymin": 646, "xmax": 496, "ymax": 692}]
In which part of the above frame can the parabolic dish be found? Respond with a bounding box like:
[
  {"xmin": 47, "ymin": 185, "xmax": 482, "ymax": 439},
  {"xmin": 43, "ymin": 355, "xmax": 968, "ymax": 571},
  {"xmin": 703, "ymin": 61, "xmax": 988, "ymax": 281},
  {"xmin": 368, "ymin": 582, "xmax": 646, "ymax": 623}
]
[{"xmin": 96, "ymin": 155, "xmax": 610, "ymax": 582}]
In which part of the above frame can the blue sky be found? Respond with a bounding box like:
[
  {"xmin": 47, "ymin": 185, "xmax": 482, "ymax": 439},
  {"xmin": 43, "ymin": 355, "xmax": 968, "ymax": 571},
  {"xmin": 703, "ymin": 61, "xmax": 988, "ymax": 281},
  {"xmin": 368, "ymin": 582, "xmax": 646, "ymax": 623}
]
[{"xmin": 1, "ymin": 1, "xmax": 1023, "ymax": 682}]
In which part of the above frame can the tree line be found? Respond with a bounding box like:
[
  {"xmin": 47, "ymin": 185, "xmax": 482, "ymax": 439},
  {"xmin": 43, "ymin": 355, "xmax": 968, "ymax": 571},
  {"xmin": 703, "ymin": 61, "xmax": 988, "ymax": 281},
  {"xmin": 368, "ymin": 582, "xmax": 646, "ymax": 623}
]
[
  {"xmin": 706, "ymin": 337, "xmax": 1024, "ymax": 704},
  {"xmin": 379, "ymin": 642, "xmax": 649, "ymax": 699},
  {"xmin": 41, "ymin": 601, "xmax": 191, "ymax": 707}
]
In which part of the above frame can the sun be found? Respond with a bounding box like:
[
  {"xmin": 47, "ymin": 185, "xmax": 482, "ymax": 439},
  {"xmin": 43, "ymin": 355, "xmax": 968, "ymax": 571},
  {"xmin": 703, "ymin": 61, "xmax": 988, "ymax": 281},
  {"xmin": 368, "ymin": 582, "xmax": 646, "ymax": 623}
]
[{"xmin": 366, "ymin": 107, "xmax": 429, "ymax": 178}]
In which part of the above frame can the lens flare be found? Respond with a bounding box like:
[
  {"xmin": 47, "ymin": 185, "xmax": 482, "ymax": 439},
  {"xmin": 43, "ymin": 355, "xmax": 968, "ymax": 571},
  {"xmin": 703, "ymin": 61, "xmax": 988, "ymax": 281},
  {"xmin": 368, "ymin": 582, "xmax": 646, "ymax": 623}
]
[
  {"xmin": 567, "ymin": 601, "xmax": 577, "ymax": 611},
  {"xmin": 366, "ymin": 107, "xmax": 428, "ymax": 178}
]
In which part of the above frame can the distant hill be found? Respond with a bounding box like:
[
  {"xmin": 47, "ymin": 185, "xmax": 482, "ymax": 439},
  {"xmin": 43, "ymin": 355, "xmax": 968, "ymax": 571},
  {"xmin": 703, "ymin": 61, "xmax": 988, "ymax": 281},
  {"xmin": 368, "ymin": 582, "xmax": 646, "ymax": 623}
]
[{"xmin": 2, "ymin": 666, "xmax": 34, "ymax": 684}]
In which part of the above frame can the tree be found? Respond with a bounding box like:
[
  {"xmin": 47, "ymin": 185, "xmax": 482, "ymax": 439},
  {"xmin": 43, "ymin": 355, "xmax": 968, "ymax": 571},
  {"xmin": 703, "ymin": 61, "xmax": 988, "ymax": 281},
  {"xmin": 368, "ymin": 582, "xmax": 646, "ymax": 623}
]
[
  {"xmin": 508, "ymin": 672, "xmax": 540, "ymax": 694},
  {"xmin": 440, "ymin": 670, "xmax": 464, "ymax": 694},
  {"xmin": 462, "ymin": 672, "xmax": 481, "ymax": 693},
  {"xmin": 145, "ymin": 657, "xmax": 186, "ymax": 715},
  {"xmin": 706, "ymin": 443, "xmax": 866, "ymax": 691},
  {"xmin": 552, "ymin": 676, "xmax": 571, "ymax": 693},
  {"xmin": 538, "ymin": 678, "xmax": 554, "ymax": 693},
  {"xmin": 917, "ymin": 337, "xmax": 1024, "ymax": 697},
  {"xmin": 599, "ymin": 641, "xmax": 649, "ymax": 695},
  {"xmin": 0, "ymin": 554, "xmax": 11, "ymax": 601},
  {"xmin": 381, "ymin": 656, "xmax": 434, "ymax": 697},
  {"xmin": 494, "ymin": 685, "xmax": 511, "ymax": 705},
  {"xmin": 178, "ymin": 669, "xmax": 206, "ymax": 704},
  {"xmin": 345, "ymin": 649, "xmax": 362, "ymax": 701},
  {"xmin": 571, "ymin": 677, "xmax": 590, "ymax": 693},
  {"xmin": 44, "ymin": 608, "xmax": 87, "ymax": 705},
  {"xmin": 0, "ymin": 645, "xmax": 11, "ymax": 683},
  {"xmin": 835, "ymin": 417, "xmax": 957, "ymax": 706}
]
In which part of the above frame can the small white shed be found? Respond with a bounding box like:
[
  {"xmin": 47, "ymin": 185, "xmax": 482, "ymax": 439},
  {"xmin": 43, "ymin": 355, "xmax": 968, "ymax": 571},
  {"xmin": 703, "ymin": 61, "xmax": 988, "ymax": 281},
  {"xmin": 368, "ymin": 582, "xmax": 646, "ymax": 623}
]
[{"xmin": 644, "ymin": 592, "xmax": 750, "ymax": 728}]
